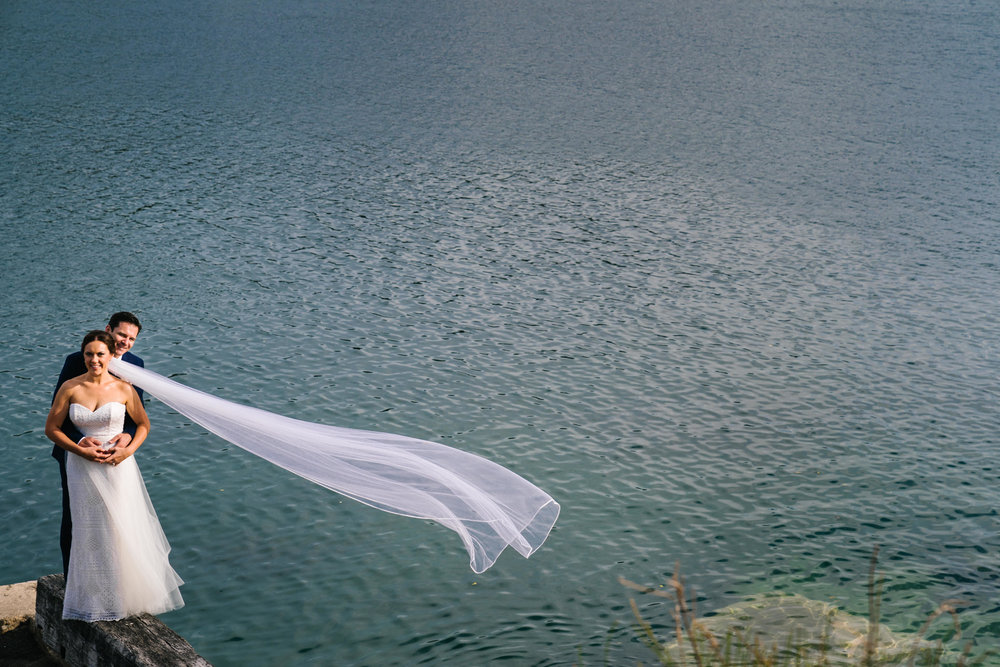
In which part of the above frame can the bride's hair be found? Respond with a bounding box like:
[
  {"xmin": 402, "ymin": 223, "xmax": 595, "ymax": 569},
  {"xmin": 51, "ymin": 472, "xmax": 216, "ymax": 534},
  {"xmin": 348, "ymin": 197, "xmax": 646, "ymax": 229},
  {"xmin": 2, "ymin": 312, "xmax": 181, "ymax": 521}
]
[{"xmin": 81, "ymin": 330, "xmax": 116, "ymax": 354}]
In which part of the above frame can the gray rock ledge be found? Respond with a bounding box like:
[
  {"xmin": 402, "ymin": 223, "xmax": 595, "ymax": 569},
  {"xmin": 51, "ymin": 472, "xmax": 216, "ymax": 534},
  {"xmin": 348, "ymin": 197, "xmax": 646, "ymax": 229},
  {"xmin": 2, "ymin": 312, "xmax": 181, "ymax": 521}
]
[{"xmin": 35, "ymin": 574, "xmax": 211, "ymax": 667}]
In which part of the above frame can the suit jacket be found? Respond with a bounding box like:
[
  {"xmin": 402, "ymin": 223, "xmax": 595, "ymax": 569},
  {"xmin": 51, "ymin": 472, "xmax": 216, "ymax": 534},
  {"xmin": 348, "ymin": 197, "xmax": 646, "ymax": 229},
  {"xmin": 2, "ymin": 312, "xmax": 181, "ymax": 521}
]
[{"xmin": 50, "ymin": 350, "xmax": 145, "ymax": 463}]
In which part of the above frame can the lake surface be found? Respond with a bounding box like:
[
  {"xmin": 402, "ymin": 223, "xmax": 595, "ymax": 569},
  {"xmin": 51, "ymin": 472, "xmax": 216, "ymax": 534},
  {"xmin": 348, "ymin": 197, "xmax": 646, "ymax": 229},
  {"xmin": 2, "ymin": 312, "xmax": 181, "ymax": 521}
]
[{"xmin": 2, "ymin": 0, "xmax": 999, "ymax": 663}]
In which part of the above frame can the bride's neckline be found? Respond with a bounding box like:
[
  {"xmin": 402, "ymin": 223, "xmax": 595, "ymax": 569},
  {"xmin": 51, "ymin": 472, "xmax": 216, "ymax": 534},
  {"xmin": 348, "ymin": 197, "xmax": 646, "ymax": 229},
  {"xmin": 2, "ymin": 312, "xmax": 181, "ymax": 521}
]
[{"xmin": 70, "ymin": 402, "xmax": 125, "ymax": 413}]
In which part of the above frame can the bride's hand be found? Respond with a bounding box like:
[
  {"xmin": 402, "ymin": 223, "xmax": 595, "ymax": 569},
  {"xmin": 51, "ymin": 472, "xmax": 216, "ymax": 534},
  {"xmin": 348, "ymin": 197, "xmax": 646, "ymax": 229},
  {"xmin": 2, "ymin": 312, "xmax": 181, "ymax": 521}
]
[
  {"xmin": 78, "ymin": 437, "xmax": 112, "ymax": 463},
  {"xmin": 106, "ymin": 446, "xmax": 133, "ymax": 467},
  {"xmin": 94, "ymin": 446, "xmax": 115, "ymax": 464}
]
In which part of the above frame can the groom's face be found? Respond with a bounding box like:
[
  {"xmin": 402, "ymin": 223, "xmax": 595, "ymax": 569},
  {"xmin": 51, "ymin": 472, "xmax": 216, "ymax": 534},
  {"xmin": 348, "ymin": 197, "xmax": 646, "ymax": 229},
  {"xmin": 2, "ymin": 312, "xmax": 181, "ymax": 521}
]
[{"xmin": 105, "ymin": 322, "xmax": 140, "ymax": 358}]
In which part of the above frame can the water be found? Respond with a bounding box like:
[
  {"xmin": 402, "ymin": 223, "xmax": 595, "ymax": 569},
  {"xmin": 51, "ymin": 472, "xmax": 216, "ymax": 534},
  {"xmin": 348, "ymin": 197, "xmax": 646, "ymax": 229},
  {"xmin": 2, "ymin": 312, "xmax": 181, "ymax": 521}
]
[{"xmin": 3, "ymin": 0, "xmax": 999, "ymax": 663}]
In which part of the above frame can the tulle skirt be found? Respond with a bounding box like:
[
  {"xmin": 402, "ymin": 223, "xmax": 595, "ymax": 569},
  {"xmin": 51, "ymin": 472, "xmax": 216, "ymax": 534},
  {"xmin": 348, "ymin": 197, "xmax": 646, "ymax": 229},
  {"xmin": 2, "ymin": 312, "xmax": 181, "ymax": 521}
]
[{"xmin": 63, "ymin": 453, "xmax": 183, "ymax": 621}]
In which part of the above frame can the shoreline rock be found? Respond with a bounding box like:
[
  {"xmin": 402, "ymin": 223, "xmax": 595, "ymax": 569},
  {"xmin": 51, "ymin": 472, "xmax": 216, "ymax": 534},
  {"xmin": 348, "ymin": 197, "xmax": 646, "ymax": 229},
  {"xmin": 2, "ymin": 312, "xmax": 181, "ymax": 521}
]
[
  {"xmin": 0, "ymin": 580, "xmax": 60, "ymax": 666},
  {"xmin": 3, "ymin": 577, "xmax": 211, "ymax": 667}
]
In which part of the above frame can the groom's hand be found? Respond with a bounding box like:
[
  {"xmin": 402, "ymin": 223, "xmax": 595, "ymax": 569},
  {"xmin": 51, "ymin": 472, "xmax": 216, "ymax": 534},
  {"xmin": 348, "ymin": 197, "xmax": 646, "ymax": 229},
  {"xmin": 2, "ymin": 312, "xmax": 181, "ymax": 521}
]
[{"xmin": 107, "ymin": 432, "xmax": 133, "ymax": 449}]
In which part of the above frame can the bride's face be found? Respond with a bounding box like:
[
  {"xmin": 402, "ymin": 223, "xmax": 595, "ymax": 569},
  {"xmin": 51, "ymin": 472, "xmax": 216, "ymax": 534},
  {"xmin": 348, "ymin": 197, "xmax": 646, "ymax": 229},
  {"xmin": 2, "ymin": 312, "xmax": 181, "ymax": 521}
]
[{"xmin": 83, "ymin": 341, "xmax": 113, "ymax": 377}]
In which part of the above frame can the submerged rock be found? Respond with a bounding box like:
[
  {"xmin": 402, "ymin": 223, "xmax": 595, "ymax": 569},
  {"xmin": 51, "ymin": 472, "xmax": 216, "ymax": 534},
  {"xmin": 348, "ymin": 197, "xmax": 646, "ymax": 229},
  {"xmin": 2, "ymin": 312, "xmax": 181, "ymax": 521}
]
[{"xmin": 665, "ymin": 593, "xmax": 946, "ymax": 665}]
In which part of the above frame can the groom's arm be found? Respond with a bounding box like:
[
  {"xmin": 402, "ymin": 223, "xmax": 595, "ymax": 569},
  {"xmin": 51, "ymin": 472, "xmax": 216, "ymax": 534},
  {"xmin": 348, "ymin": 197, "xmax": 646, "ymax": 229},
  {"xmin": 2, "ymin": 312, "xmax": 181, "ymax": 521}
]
[
  {"xmin": 123, "ymin": 352, "xmax": 145, "ymax": 402},
  {"xmin": 53, "ymin": 353, "xmax": 85, "ymax": 446},
  {"xmin": 107, "ymin": 352, "xmax": 144, "ymax": 448},
  {"xmin": 52, "ymin": 353, "xmax": 82, "ymax": 402}
]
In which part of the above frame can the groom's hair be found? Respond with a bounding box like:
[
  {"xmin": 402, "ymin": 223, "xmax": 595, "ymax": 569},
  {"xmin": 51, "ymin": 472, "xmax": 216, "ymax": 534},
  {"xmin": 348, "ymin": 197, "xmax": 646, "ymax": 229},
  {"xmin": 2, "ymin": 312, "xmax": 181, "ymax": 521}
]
[
  {"xmin": 82, "ymin": 330, "xmax": 117, "ymax": 354},
  {"xmin": 108, "ymin": 311, "xmax": 142, "ymax": 333}
]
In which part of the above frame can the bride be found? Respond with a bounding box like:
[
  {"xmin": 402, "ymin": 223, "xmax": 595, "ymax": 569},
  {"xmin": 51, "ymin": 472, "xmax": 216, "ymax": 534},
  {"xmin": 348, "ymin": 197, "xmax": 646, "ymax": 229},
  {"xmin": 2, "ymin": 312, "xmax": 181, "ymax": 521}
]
[{"xmin": 45, "ymin": 330, "xmax": 183, "ymax": 621}]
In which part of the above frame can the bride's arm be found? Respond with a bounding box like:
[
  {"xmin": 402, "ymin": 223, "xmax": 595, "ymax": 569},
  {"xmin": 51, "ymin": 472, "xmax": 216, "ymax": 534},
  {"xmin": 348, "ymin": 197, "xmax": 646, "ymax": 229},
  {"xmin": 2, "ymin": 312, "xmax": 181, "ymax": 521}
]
[
  {"xmin": 108, "ymin": 385, "xmax": 150, "ymax": 465},
  {"xmin": 45, "ymin": 385, "xmax": 113, "ymax": 462}
]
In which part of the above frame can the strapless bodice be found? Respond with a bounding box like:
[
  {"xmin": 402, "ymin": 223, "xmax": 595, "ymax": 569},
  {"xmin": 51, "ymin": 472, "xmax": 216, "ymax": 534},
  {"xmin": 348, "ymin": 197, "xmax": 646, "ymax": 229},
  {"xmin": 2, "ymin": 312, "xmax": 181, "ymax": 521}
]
[{"xmin": 69, "ymin": 402, "xmax": 126, "ymax": 446}]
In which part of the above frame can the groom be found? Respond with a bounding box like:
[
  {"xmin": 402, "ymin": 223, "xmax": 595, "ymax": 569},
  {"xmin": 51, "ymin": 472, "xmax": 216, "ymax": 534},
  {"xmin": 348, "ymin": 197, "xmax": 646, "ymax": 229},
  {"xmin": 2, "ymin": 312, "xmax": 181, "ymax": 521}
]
[{"xmin": 51, "ymin": 311, "xmax": 145, "ymax": 576}]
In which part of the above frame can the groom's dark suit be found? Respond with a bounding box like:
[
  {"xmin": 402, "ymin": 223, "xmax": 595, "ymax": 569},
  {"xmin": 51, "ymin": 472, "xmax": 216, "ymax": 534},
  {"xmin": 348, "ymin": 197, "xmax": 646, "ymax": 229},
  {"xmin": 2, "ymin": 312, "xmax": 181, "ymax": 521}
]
[{"xmin": 52, "ymin": 350, "xmax": 144, "ymax": 576}]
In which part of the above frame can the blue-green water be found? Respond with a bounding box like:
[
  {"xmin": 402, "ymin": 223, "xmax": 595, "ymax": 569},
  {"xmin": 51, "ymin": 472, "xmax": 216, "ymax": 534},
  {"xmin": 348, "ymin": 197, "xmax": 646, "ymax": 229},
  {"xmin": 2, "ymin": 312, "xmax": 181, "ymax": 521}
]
[{"xmin": 3, "ymin": 0, "xmax": 999, "ymax": 663}]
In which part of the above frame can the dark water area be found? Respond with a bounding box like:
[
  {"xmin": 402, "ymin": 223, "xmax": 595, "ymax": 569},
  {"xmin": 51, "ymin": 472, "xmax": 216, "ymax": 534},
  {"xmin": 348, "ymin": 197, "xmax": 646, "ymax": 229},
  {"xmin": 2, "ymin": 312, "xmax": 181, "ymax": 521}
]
[{"xmin": 3, "ymin": 0, "xmax": 999, "ymax": 663}]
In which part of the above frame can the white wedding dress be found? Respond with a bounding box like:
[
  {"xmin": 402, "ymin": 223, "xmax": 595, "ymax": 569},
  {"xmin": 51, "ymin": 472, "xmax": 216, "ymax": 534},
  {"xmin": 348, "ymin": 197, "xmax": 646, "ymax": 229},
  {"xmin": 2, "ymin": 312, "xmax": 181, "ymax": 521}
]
[{"xmin": 63, "ymin": 402, "xmax": 183, "ymax": 621}]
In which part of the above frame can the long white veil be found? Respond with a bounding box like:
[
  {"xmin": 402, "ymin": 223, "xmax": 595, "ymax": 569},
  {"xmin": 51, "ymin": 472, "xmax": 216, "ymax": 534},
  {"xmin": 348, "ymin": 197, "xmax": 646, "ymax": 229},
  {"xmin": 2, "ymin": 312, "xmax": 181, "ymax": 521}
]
[{"xmin": 110, "ymin": 358, "xmax": 559, "ymax": 573}]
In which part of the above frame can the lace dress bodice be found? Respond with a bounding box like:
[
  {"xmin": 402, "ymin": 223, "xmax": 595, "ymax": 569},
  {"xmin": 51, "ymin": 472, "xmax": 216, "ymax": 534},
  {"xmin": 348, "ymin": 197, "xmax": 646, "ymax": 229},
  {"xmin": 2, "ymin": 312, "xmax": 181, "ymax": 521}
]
[{"xmin": 69, "ymin": 402, "xmax": 125, "ymax": 446}]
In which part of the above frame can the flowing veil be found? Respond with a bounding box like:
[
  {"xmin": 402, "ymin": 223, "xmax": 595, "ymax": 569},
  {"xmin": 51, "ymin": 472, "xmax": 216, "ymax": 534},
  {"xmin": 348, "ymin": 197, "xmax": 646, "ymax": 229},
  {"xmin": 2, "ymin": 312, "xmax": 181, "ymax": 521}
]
[{"xmin": 109, "ymin": 358, "xmax": 559, "ymax": 573}]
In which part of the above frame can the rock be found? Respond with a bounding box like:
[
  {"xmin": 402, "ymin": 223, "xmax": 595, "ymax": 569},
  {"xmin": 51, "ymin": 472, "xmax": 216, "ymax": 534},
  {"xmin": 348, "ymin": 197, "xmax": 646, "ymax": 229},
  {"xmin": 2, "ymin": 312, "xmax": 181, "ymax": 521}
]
[
  {"xmin": 665, "ymin": 593, "xmax": 946, "ymax": 665},
  {"xmin": 35, "ymin": 574, "xmax": 211, "ymax": 667},
  {"xmin": 0, "ymin": 581, "xmax": 37, "ymax": 633},
  {"xmin": 0, "ymin": 580, "xmax": 60, "ymax": 666}
]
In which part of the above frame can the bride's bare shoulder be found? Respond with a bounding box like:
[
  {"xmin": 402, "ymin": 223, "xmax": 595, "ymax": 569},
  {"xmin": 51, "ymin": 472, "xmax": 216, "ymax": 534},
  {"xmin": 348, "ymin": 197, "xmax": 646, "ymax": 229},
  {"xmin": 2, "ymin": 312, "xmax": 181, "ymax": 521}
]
[
  {"xmin": 113, "ymin": 377, "xmax": 136, "ymax": 395},
  {"xmin": 58, "ymin": 375, "xmax": 88, "ymax": 395}
]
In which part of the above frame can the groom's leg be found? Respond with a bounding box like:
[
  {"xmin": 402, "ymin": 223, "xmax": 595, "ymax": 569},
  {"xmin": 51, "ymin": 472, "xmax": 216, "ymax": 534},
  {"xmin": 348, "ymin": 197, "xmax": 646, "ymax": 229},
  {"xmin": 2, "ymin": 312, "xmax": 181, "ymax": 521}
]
[{"xmin": 59, "ymin": 459, "xmax": 72, "ymax": 577}]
